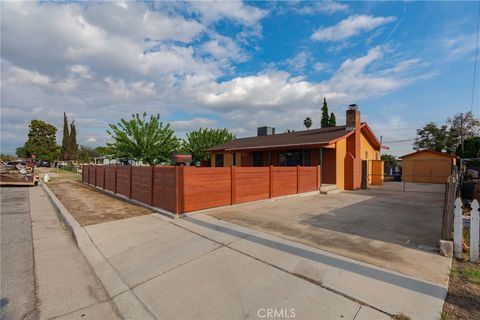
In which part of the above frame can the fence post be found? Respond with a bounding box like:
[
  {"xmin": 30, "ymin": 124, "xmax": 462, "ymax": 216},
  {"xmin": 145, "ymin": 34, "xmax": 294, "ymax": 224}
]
[
  {"xmin": 103, "ymin": 166, "xmax": 106, "ymax": 189},
  {"xmin": 175, "ymin": 166, "xmax": 184, "ymax": 215},
  {"xmin": 296, "ymin": 166, "xmax": 300, "ymax": 194},
  {"xmin": 269, "ymin": 165, "xmax": 273, "ymax": 198},
  {"xmin": 129, "ymin": 166, "xmax": 133, "ymax": 199},
  {"xmin": 470, "ymin": 200, "xmax": 479, "ymax": 262},
  {"xmin": 94, "ymin": 165, "xmax": 97, "ymax": 186},
  {"xmin": 114, "ymin": 166, "xmax": 117, "ymax": 194},
  {"xmin": 150, "ymin": 166, "xmax": 155, "ymax": 206},
  {"xmin": 454, "ymin": 197, "xmax": 463, "ymax": 259},
  {"xmin": 231, "ymin": 166, "xmax": 236, "ymax": 205}
]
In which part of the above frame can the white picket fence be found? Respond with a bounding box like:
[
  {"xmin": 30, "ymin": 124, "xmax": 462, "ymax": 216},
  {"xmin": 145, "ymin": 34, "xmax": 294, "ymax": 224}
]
[{"xmin": 454, "ymin": 198, "xmax": 479, "ymax": 262}]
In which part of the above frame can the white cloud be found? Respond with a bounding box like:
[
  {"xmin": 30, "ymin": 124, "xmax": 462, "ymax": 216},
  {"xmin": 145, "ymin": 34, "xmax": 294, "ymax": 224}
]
[
  {"xmin": 285, "ymin": 52, "xmax": 311, "ymax": 73},
  {"xmin": 295, "ymin": 1, "xmax": 349, "ymax": 15},
  {"xmin": 1, "ymin": 1, "xmax": 426, "ymax": 154},
  {"xmin": 443, "ymin": 34, "xmax": 477, "ymax": 59},
  {"xmin": 182, "ymin": 45, "xmax": 421, "ymax": 135},
  {"xmin": 200, "ymin": 34, "xmax": 247, "ymax": 62},
  {"xmin": 4, "ymin": 66, "xmax": 51, "ymax": 86},
  {"xmin": 311, "ymin": 15, "xmax": 396, "ymax": 41},
  {"xmin": 313, "ymin": 62, "xmax": 328, "ymax": 72},
  {"xmin": 170, "ymin": 118, "xmax": 218, "ymax": 132},
  {"xmin": 69, "ymin": 65, "xmax": 92, "ymax": 79},
  {"xmin": 188, "ymin": 0, "xmax": 267, "ymax": 26}
]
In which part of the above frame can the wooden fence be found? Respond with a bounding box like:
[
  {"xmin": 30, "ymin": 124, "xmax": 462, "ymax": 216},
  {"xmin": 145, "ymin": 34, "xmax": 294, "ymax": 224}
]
[
  {"xmin": 441, "ymin": 173, "xmax": 460, "ymax": 240},
  {"xmin": 82, "ymin": 165, "xmax": 321, "ymax": 215},
  {"xmin": 454, "ymin": 198, "xmax": 479, "ymax": 262}
]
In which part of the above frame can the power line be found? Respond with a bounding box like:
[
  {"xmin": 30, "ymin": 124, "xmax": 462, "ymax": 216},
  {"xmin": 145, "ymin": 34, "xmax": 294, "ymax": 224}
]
[
  {"xmin": 382, "ymin": 138, "xmax": 415, "ymax": 143},
  {"xmin": 471, "ymin": 1, "xmax": 480, "ymax": 112}
]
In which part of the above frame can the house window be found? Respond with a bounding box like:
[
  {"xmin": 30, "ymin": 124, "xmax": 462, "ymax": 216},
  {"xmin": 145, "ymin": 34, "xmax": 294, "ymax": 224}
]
[
  {"xmin": 232, "ymin": 152, "xmax": 236, "ymax": 166},
  {"xmin": 215, "ymin": 154, "xmax": 224, "ymax": 167},
  {"xmin": 253, "ymin": 151, "xmax": 263, "ymax": 167},
  {"xmin": 365, "ymin": 151, "xmax": 369, "ymax": 159},
  {"xmin": 280, "ymin": 150, "xmax": 303, "ymax": 166}
]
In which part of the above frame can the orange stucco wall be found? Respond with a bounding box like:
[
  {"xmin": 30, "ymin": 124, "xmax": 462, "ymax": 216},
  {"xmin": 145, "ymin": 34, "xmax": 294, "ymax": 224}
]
[
  {"xmin": 360, "ymin": 133, "xmax": 380, "ymax": 184},
  {"xmin": 335, "ymin": 138, "xmax": 346, "ymax": 190}
]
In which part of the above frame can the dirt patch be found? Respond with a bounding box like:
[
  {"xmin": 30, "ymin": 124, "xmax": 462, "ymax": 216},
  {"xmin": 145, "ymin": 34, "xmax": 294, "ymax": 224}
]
[
  {"xmin": 48, "ymin": 179, "xmax": 152, "ymax": 226},
  {"xmin": 442, "ymin": 259, "xmax": 480, "ymax": 320}
]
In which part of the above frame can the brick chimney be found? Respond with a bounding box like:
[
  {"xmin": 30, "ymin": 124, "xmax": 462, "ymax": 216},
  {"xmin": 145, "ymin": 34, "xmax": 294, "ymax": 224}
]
[
  {"xmin": 346, "ymin": 104, "xmax": 360, "ymax": 129},
  {"xmin": 344, "ymin": 104, "xmax": 362, "ymax": 190}
]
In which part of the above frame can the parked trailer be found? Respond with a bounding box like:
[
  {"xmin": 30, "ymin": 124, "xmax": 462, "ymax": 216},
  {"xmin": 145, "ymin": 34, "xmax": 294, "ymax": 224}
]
[{"xmin": 0, "ymin": 159, "xmax": 39, "ymax": 186}]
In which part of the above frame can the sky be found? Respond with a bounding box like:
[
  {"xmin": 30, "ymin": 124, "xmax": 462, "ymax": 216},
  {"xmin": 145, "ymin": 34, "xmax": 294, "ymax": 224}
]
[{"xmin": 1, "ymin": 0, "xmax": 479, "ymax": 157}]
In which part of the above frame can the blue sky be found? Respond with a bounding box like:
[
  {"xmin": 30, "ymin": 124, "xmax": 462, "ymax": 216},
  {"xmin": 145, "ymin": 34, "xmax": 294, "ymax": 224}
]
[{"xmin": 1, "ymin": 1, "xmax": 479, "ymax": 156}]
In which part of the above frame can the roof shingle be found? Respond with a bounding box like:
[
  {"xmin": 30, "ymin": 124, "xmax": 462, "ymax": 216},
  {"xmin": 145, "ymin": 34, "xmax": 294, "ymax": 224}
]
[{"xmin": 208, "ymin": 125, "xmax": 351, "ymax": 151}]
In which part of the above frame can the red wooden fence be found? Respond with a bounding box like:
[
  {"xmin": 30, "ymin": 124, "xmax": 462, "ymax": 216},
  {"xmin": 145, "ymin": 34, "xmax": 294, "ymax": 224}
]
[{"xmin": 82, "ymin": 165, "xmax": 321, "ymax": 215}]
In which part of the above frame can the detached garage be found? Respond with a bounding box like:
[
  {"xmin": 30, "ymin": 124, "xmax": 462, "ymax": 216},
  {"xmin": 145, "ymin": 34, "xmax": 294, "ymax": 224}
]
[{"xmin": 400, "ymin": 150, "xmax": 457, "ymax": 184}]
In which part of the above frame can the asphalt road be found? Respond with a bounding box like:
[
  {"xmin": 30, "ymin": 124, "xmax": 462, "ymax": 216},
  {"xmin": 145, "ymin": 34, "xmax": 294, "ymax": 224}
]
[{"xmin": 1, "ymin": 187, "xmax": 37, "ymax": 320}]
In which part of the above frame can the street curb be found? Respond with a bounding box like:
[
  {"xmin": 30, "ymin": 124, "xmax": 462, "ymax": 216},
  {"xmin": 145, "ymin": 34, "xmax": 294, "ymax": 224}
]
[{"xmin": 40, "ymin": 182, "xmax": 155, "ymax": 320}]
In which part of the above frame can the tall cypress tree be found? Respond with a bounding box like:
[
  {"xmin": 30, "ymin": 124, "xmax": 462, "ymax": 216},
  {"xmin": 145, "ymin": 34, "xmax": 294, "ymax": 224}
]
[
  {"xmin": 329, "ymin": 112, "xmax": 337, "ymax": 127},
  {"xmin": 321, "ymin": 97, "xmax": 330, "ymax": 128},
  {"xmin": 69, "ymin": 121, "xmax": 78, "ymax": 160},
  {"xmin": 61, "ymin": 112, "xmax": 70, "ymax": 160}
]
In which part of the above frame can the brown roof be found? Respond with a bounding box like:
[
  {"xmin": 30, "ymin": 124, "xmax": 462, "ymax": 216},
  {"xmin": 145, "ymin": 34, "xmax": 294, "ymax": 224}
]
[
  {"xmin": 208, "ymin": 125, "xmax": 352, "ymax": 152},
  {"xmin": 399, "ymin": 149, "xmax": 459, "ymax": 159}
]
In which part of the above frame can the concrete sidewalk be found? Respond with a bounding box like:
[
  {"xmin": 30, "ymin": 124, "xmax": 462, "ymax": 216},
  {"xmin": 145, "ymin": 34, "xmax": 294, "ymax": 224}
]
[
  {"xmin": 81, "ymin": 211, "xmax": 448, "ymax": 320},
  {"xmin": 29, "ymin": 186, "xmax": 119, "ymax": 319}
]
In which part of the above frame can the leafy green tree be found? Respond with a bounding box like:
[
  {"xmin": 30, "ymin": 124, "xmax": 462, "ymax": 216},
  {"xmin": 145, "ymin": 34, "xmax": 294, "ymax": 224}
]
[
  {"xmin": 321, "ymin": 97, "xmax": 330, "ymax": 128},
  {"xmin": 15, "ymin": 144, "xmax": 30, "ymax": 158},
  {"xmin": 329, "ymin": 112, "xmax": 336, "ymax": 127},
  {"xmin": 77, "ymin": 145, "xmax": 99, "ymax": 163},
  {"xmin": 456, "ymin": 136, "xmax": 480, "ymax": 158},
  {"xmin": 380, "ymin": 154, "xmax": 399, "ymax": 168},
  {"xmin": 25, "ymin": 119, "xmax": 60, "ymax": 161},
  {"xmin": 107, "ymin": 113, "xmax": 179, "ymax": 165},
  {"xmin": 183, "ymin": 128, "xmax": 236, "ymax": 162},
  {"xmin": 447, "ymin": 111, "xmax": 480, "ymax": 154},
  {"xmin": 303, "ymin": 117, "xmax": 312, "ymax": 130},
  {"xmin": 69, "ymin": 120, "xmax": 78, "ymax": 160},
  {"xmin": 61, "ymin": 112, "xmax": 70, "ymax": 160},
  {"xmin": 95, "ymin": 146, "xmax": 114, "ymax": 157},
  {"xmin": 413, "ymin": 122, "xmax": 450, "ymax": 152}
]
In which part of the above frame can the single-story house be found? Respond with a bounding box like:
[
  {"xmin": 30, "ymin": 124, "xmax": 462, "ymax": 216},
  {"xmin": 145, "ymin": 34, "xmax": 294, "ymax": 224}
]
[
  {"xmin": 400, "ymin": 150, "xmax": 458, "ymax": 184},
  {"xmin": 208, "ymin": 106, "xmax": 382, "ymax": 190}
]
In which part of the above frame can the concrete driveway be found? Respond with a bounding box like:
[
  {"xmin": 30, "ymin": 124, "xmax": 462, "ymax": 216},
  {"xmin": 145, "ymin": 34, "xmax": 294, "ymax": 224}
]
[{"xmin": 207, "ymin": 188, "xmax": 450, "ymax": 284}]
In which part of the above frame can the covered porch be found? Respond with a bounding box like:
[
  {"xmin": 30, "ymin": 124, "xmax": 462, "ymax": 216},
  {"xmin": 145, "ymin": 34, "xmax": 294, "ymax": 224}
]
[{"xmin": 210, "ymin": 145, "xmax": 339, "ymax": 187}]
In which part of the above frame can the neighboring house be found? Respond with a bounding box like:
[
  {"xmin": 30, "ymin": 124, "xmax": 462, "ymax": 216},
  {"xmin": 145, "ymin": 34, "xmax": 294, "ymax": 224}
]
[
  {"xmin": 400, "ymin": 150, "xmax": 458, "ymax": 184},
  {"xmin": 208, "ymin": 106, "xmax": 382, "ymax": 190}
]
